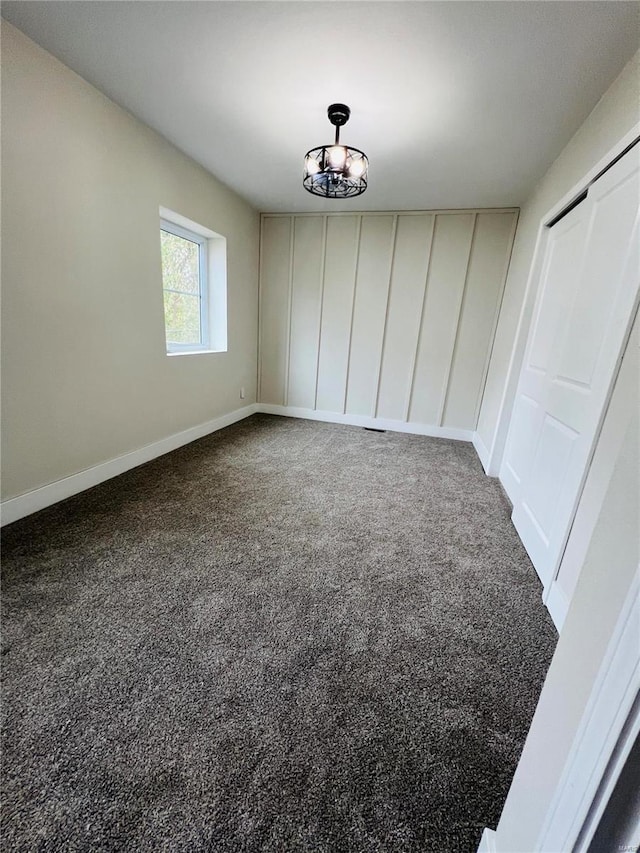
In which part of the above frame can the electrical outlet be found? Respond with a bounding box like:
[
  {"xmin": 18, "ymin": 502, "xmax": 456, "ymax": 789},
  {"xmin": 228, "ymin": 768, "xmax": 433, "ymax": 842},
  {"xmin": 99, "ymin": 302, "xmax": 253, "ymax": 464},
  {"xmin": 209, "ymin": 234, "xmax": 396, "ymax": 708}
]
[{"xmin": 240, "ymin": 387, "xmax": 246, "ymax": 400}]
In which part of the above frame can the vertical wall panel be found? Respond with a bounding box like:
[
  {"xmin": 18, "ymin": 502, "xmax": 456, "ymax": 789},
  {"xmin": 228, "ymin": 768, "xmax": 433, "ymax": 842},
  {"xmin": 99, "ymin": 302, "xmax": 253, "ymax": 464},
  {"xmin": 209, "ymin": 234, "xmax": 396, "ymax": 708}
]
[
  {"xmin": 258, "ymin": 209, "xmax": 518, "ymax": 432},
  {"xmin": 376, "ymin": 214, "xmax": 435, "ymax": 420},
  {"xmin": 443, "ymin": 211, "xmax": 517, "ymax": 428},
  {"xmin": 287, "ymin": 216, "xmax": 324, "ymax": 408},
  {"xmin": 259, "ymin": 216, "xmax": 291, "ymax": 405},
  {"xmin": 316, "ymin": 215, "xmax": 360, "ymax": 413},
  {"xmin": 408, "ymin": 214, "xmax": 476, "ymax": 424},
  {"xmin": 345, "ymin": 215, "xmax": 396, "ymax": 417}
]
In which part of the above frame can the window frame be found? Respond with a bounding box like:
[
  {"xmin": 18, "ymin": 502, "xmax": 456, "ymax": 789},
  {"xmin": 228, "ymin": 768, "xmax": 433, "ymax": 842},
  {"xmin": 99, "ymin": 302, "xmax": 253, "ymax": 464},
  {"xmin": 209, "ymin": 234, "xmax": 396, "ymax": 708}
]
[
  {"xmin": 159, "ymin": 207, "xmax": 227, "ymax": 357},
  {"xmin": 160, "ymin": 218, "xmax": 209, "ymax": 354}
]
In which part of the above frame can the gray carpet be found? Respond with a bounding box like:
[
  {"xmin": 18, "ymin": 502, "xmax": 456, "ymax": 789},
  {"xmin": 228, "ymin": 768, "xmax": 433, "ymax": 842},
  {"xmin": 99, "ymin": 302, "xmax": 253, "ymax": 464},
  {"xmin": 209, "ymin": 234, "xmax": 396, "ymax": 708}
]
[{"xmin": 1, "ymin": 414, "xmax": 557, "ymax": 852}]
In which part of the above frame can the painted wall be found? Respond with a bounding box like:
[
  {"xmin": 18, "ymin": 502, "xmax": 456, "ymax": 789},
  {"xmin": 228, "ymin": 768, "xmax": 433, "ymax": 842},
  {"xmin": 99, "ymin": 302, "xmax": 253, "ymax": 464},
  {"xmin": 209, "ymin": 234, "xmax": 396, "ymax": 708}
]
[
  {"xmin": 476, "ymin": 48, "xmax": 640, "ymax": 471},
  {"xmin": 489, "ymin": 309, "xmax": 639, "ymax": 851},
  {"xmin": 1, "ymin": 23, "xmax": 260, "ymax": 501},
  {"xmin": 259, "ymin": 210, "xmax": 517, "ymax": 435}
]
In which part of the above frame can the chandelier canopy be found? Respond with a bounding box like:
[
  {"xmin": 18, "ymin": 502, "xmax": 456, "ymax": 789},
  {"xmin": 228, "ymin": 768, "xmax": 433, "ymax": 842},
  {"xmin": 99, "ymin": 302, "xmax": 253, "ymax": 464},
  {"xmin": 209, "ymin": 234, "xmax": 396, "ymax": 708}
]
[{"xmin": 303, "ymin": 104, "xmax": 369, "ymax": 199}]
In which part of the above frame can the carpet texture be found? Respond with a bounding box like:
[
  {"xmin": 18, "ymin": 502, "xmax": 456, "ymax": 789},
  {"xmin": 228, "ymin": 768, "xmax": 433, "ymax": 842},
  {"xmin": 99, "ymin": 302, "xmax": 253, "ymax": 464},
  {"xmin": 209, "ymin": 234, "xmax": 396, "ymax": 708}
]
[{"xmin": 1, "ymin": 414, "xmax": 557, "ymax": 852}]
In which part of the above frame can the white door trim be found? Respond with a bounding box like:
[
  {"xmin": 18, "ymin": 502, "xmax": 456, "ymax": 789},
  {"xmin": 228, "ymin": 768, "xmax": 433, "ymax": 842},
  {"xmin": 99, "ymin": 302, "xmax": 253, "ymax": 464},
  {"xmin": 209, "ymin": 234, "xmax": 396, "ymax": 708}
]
[
  {"xmin": 474, "ymin": 123, "xmax": 640, "ymax": 853},
  {"xmin": 501, "ymin": 136, "xmax": 640, "ymax": 599},
  {"xmin": 487, "ymin": 122, "xmax": 640, "ymax": 478},
  {"xmin": 536, "ymin": 571, "xmax": 640, "ymax": 852},
  {"xmin": 477, "ymin": 571, "xmax": 640, "ymax": 853}
]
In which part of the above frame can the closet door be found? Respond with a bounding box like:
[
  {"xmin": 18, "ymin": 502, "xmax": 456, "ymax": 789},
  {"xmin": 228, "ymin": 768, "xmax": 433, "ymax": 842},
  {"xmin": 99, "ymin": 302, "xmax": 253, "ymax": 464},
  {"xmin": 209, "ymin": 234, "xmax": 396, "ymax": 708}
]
[{"xmin": 502, "ymin": 144, "xmax": 640, "ymax": 589}]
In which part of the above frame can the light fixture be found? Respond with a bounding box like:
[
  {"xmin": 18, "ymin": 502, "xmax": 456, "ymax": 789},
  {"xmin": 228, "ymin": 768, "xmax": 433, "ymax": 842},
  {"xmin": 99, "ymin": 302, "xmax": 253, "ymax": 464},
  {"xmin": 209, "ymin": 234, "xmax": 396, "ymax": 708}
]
[{"xmin": 303, "ymin": 103, "xmax": 368, "ymax": 198}]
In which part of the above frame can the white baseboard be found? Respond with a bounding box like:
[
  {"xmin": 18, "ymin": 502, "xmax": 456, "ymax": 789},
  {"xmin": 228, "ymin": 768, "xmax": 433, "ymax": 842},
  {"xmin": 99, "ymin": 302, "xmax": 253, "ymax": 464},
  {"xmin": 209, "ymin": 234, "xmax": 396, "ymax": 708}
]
[
  {"xmin": 1, "ymin": 404, "xmax": 259, "ymax": 526},
  {"xmin": 257, "ymin": 404, "xmax": 475, "ymax": 442},
  {"xmin": 473, "ymin": 431, "xmax": 504, "ymax": 477},
  {"xmin": 544, "ymin": 580, "xmax": 569, "ymax": 633},
  {"xmin": 1, "ymin": 403, "xmax": 476, "ymax": 526},
  {"xmin": 476, "ymin": 828, "xmax": 497, "ymax": 853},
  {"xmin": 472, "ymin": 431, "xmax": 491, "ymax": 473}
]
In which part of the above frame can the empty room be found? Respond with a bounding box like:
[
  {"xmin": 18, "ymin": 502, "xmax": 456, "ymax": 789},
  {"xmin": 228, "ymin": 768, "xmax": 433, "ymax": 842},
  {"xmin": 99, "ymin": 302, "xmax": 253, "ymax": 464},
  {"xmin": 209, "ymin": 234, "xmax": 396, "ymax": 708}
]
[{"xmin": 1, "ymin": 2, "xmax": 639, "ymax": 851}]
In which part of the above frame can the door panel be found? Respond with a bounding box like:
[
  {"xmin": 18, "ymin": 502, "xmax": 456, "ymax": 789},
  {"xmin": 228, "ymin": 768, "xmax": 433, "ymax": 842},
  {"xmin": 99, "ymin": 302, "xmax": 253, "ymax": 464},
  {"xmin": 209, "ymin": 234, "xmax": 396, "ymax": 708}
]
[
  {"xmin": 556, "ymin": 166, "xmax": 640, "ymax": 388},
  {"xmin": 504, "ymin": 394, "xmax": 540, "ymax": 487},
  {"xmin": 528, "ymin": 215, "xmax": 586, "ymax": 374},
  {"xmin": 500, "ymin": 205, "xmax": 588, "ymax": 502},
  {"xmin": 503, "ymin": 144, "xmax": 640, "ymax": 589},
  {"xmin": 523, "ymin": 414, "xmax": 578, "ymax": 540}
]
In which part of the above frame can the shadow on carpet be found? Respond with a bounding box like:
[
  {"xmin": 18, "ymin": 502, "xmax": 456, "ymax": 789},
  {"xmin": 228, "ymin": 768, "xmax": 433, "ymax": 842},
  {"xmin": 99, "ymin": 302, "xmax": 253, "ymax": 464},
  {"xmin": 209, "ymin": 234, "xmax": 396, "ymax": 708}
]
[{"xmin": 1, "ymin": 414, "xmax": 557, "ymax": 852}]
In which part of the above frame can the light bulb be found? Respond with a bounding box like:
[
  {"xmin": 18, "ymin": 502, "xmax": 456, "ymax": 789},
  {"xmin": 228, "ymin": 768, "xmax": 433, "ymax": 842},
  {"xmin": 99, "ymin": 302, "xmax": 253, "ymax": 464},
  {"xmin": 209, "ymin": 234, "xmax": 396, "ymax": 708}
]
[
  {"xmin": 348, "ymin": 158, "xmax": 366, "ymax": 178},
  {"xmin": 305, "ymin": 155, "xmax": 320, "ymax": 175},
  {"xmin": 327, "ymin": 145, "xmax": 347, "ymax": 169}
]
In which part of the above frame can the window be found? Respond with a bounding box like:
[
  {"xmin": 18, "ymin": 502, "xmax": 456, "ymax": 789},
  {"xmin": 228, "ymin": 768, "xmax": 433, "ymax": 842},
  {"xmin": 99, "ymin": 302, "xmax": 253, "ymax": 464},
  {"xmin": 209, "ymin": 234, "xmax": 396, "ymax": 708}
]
[
  {"xmin": 160, "ymin": 220, "xmax": 207, "ymax": 351},
  {"xmin": 159, "ymin": 208, "xmax": 227, "ymax": 355}
]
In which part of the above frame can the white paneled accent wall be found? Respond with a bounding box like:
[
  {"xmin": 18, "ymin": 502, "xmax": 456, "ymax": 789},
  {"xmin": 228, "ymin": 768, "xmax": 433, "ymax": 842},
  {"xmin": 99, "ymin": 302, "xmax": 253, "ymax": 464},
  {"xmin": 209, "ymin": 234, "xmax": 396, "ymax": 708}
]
[{"xmin": 259, "ymin": 210, "xmax": 518, "ymax": 435}]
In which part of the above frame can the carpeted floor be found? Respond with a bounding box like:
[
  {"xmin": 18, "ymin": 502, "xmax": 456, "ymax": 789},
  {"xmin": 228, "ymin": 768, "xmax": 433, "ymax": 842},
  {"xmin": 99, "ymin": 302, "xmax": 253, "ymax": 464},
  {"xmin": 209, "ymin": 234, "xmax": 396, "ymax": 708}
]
[{"xmin": 1, "ymin": 414, "xmax": 557, "ymax": 853}]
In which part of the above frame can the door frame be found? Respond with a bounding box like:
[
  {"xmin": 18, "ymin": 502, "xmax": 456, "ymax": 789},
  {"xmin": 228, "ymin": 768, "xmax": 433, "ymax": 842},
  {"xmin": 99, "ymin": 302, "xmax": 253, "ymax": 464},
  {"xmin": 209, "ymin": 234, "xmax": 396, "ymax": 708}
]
[
  {"xmin": 494, "ymin": 124, "xmax": 640, "ymax": 623},
  {"xmin": 477, "ymin": 122, "xmax": 640, "ymax": 853},
  {"xmin": 537, "ymin": 573, "xmax": 640, "ymax": 852},
  {"xmin": 487, "ymin": 121, "xmax": 640, "ymax": 481},
  {"xmin": 478, "ymin": 571, "xmax": 640, "ymax": 853}
]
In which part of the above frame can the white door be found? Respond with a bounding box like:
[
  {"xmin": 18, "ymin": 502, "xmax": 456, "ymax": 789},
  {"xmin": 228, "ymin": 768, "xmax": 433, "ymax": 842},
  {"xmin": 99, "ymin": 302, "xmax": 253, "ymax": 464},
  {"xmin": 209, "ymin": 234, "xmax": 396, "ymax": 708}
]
[{"xmin": 501, "ymin": 144, "xmax": 640, "ymax": 589}]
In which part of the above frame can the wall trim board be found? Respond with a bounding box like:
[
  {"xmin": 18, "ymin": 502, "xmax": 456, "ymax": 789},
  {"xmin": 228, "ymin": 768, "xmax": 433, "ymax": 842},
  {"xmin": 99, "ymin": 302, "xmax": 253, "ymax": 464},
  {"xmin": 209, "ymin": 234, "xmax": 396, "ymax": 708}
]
[
  {"xmin": 405, "ymin": 217, "xmax": 438, "ymax": 422},
  {"xmin": 256, "ymin": 209, "xmax": 266, "ymax": 404},
  {"xmin": 489, "ymin": 122, "xmax": 640, "ymax": 478},
  {"xmin": 373, "ymin": 213, "xmax": 400, "ymax": 417},
  {"xmin": 283, "ymin": 215, "xmax": 295, "ymax": 406},
  {"xmin": 312, "ymin": 215, "xmax": 329, "ymax": 409},
  {"xmin": 257, "ymin": 404, "xmax": 475, "ymax": 442},
  {"xmin": 260, "ymin": 209, "xmax": 518, "ymax": 435},
  {"xmin": 471, "ymin": 208, "xmax": 520, "ymax": 434},
  {"xmin": 261, "ymin": 208, "xmax": 520, "ymax": 219},
  {"xmin": 1, "ymin": 404, "xmax": 259, "ymax": 527},
  {"xmin": 439, "ymin": 212, "xmax": 478, "ymax": 425},
  {"xmin": 476, "ymin": 828, "xmax": 497, "ymax": 853},
  {"xmin": 341, "ymin": 213, "xmax": 365, "ymax": 415}
]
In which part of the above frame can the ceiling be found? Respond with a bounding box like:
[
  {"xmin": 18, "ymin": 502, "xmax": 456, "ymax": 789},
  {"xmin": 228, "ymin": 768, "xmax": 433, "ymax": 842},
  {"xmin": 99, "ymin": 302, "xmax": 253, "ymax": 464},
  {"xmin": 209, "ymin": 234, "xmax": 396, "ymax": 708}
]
[{"xmin": 3, "ymin": 1, "xmax": 639, "ymax": 213}]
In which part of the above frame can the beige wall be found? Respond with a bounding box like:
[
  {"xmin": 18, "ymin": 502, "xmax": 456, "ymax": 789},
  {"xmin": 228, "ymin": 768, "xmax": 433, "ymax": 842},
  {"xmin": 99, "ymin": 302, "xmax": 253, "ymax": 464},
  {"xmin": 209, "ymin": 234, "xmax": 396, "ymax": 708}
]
[
  {"xmin": 477, "ymin": 49, "xmax": 640, "ymax": 470},
  {"xmin": 4, "ymin": 21, "xmax": 637, "ymax": 501},
  {"xmin": 259, "ymin": 210, "xmax": 517, "ymax": 433},
  {"xmin": 1, "ymin": 23, "xmax": 259, "ymax": 501}
]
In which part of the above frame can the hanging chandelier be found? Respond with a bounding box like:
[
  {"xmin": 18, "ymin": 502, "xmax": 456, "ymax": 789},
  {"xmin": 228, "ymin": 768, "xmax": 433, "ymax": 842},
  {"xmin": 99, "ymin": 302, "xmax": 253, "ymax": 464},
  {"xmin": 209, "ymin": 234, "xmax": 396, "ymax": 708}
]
[{"xmin": 303, "ymin": 103, "xmax": 369, "ymax": 198}]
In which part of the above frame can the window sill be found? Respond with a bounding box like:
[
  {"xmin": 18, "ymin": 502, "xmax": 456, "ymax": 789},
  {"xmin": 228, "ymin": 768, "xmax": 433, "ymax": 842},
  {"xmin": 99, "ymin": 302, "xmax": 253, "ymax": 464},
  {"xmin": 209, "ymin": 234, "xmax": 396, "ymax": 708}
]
[{"xmin": 166, "ymin": 349, "xmax": 226, "ymax": 357}]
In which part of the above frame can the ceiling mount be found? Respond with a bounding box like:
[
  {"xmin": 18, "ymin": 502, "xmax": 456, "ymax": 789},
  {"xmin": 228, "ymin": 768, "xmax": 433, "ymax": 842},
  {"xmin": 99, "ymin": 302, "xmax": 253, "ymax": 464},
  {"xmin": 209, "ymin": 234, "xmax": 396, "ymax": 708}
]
[
  {"xmin": 303, "ymin": 103, "xmax": 368, "ymax": 199},
  {"xmin": 327, "ymin": 103, "xmax": 351, "ymax": 127}
]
